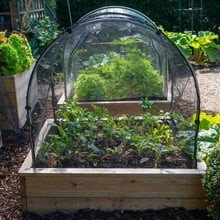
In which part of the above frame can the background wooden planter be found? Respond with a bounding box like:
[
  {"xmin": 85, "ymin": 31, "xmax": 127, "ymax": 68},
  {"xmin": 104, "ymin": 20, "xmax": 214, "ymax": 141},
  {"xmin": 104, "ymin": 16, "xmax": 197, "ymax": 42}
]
[
  {"xmin": 19, "ymin": 119, "xmax": 206, "ymax": 214},
  {"xmin": 0, "ymin": 64, "xmax": 37, "ymax": 130}
]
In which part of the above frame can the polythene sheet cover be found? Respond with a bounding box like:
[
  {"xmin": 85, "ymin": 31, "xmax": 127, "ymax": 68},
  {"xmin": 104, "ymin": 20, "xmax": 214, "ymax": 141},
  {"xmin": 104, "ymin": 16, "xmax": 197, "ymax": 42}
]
[{"xmin": 25, "ymin": 6, "xmax": 200, "ymax": 167}]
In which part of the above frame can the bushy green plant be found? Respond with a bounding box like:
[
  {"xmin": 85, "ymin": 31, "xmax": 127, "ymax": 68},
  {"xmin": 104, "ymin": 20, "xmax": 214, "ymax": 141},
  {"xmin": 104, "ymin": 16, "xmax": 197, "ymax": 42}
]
[
  {"xmin": 0, "ymin": 31, "xmax": 33, "ymax": 75},
  {"xmin": 73, "ymin": 47, "xmax": 163, "ymax": 101},
  {"xmin": 0, "ymin": 43, "xmax": 20, "ymax": 74},
  {"xmin": 74, "ymin": 74, "xmax": 107, "ymax": 100},
  {"xmin": 166, "ymin": 30, "xmax": 220, "ymax": 65},
  {"xmin": 195, "ymin": 112, "xmax": 220, "ymax": 162},
  {"xmin": 202, "ymin": 146, "xmax": 220, "ymax": 220},
  {"xmin": 178, "ymin": 112, "xmax": 220, "ymax": 162},
  {"xmin": 28, "ymin": 16, "xmax": 61, "ymax": 57},
  {"xmin": 8, "ymin": 33, "xmax": 33, "ymax": 70}
]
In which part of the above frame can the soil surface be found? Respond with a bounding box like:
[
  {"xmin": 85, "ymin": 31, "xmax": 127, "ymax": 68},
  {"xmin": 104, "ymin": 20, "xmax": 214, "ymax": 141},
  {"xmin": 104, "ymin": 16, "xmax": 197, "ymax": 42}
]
[{"xmin": 1, "ymin": 65, "xmax": 220, "ymax": 219}]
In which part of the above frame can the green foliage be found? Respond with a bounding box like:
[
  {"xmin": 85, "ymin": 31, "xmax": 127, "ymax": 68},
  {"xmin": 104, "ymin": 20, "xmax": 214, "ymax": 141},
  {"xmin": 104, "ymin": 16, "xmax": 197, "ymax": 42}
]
[
  {"xmin": 202, "ymin": 146, "xmax": 220, "ymax": 220},
  {"xmin": 166, "ymin": 31, "xmax": 220, "ymax": 65},
  {"xmin": 37, "ymin": 99, "xmax": 176, "ymax": 168},
  {"xmin": 74, "ymin": 74, "xmax": 107, "ymax": 100},
  {"xmin": 0, "ymin": 43, "xmax": 20, "ymax": 75},
  {"xmin": 175, "ymin": 112, "xmax": 220, "ymax": 163},
  {"xmin": 196, "ymin": 112, "xmax": 220, "ymax": 130},
  {"xmin": 197, "ymin": 113, "xmax": 220, "ymax": 163},
  {"xmin": 182, "ymin": 112, "xmax": 220, "ymax": 163},
  {"xmin": 73, "ymin": 45, "xmax": 163, "ymax": 101},
  {"xmin": 27, "ymin": 16, "xmax": 61, "ymax": 57},
  {"xmin": 0, "ymin": 32, "xmax": 33, "ymax": 75},
  {"xmin": 54, "ymin": 72, "xmax": 64, "ymax": 82},
  {"xmin": 190, "ymin": 31, "xmax": 220, "ymax": 64},
  {"xmin": 198, "ymin": 113, "xmax": 220, "ymax": 219},
  {"xmin": 8, "ymin": 34, "xmax": 33, "ymax": 70},
  {"xmin": 165, "ymin": 31, "xmax": 193, "ymax": 58}
]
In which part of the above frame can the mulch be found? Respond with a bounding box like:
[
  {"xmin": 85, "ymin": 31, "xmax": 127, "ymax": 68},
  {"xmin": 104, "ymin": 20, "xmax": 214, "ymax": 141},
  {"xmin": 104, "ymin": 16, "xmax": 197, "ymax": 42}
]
[{"xmin": 0, "ymin": 130, "xmax": 29, "ymax": 219}]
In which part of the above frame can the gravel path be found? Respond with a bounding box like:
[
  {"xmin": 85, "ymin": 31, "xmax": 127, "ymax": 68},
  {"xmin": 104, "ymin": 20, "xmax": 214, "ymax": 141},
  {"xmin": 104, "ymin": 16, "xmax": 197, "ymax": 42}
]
[{"xmin": 196, "ymin": 65, "xmax": 220, "ymax": 113}]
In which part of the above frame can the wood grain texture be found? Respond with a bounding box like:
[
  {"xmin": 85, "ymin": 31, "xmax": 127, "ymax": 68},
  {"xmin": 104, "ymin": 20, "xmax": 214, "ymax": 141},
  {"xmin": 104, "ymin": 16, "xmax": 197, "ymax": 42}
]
[
  {"xmin": 0, "ymin": 64, "xmax": 37, "ymax": 129},
  {"xmin": 77, "ymin": 100, "xmax": 171, "ymax": 116}
]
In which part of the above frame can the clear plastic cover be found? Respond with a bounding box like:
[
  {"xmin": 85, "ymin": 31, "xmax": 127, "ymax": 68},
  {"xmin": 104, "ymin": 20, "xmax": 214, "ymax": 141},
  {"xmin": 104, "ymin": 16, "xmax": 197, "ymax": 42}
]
[{"xmin": 26, "ymin": 6, "xmax": 200, "ymax": 167}]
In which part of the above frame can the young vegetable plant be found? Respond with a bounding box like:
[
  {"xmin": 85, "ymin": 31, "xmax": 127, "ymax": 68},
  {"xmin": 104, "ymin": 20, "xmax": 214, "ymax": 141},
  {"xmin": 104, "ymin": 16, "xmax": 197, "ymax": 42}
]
[{"xmin": 37, "ymin": 99, "xmax": 179, "ymax": 168}]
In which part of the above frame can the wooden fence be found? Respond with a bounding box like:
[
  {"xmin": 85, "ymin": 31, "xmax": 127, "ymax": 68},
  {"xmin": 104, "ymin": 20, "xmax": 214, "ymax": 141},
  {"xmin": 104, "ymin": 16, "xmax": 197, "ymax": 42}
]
[
  {"xmin": 0, "ymin": 0, "xmax": 45, "ymax": 31},
  {"xmin": 18, "ymin": 0, "xmax": 45, "ymax": 20}
]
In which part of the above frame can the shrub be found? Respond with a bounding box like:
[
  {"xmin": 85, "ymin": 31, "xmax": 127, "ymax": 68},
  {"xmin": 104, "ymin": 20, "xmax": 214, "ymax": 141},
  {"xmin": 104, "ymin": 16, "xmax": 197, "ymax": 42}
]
[
  {"xmin": 27, "ymin": 16, "xmax": 61, "ymax": 57},
  {"xmin": 165, "ymin": 31, "xmax": 220, "ymax": 65},
  {"xmin": 74, "ymin": 74, "xmax": 107, "ymax": 100},
  {"xmin": 202, "ymin": 145, "xmax": 220, "ymax": 220}
]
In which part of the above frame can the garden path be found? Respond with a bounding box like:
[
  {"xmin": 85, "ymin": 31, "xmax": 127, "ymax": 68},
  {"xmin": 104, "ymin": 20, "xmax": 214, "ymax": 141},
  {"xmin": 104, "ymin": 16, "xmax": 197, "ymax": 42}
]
[{"xmin": 196, "ymin": 65, "xmax": 220, "ymax": 113}]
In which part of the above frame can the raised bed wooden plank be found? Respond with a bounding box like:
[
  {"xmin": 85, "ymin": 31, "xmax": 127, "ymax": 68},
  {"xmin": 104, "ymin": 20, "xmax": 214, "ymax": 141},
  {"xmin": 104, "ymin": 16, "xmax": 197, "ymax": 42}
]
[
  {"xmin": 20, "ymin": 155, "xmax": 206, "ymax": 213},
  {"xmin": 23, "ymin": 197, "xmax": 206, "ymax": 213},
  {"xmin": 22, "ymin": 172, "xmax": 204, "ymax": 198},
  {"xmin": 77, "ymin": 100, "xmax": 171, "ymax": 115}
]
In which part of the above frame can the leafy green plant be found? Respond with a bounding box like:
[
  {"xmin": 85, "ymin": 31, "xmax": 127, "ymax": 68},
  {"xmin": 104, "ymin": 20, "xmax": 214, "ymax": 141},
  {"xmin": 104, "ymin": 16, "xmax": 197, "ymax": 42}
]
[
  {"xmin": 0, "ymin": 31, "xmax": 33, "ymax": 75},
  {"xmin": 165, "ymin": 31, "xmax": 193, "ymax": 58},
  {"xmin": 202, "ymin": 146, "xmax": 220, "ymax": 220},
  {"xmin": 27, "ymin": 16, "xmax": 61, "ymax": 57},
  {"xmin": 37, "ymin": 99, "xmax": 177, "ymax": 168},
  {"xmin": 54, "ymin": 72, "xmax": 64, "ymax": 82},
  {"xmin": 190, "ymin": 31, "xmax": 220, "ymax": 64},
  {"xmin": 179, "ymin": 112, "xmax": 220, "ymax": 163},
  {"xmin": 0, "ymin": 43, "xmax": 19, "ymax": 75},
  {"xmin": 166, "ymin": 31, "xmax": 220, "ymax": 65},
  {"xmin": 196, "ymin": 113, "xmax": 220, "ymax": 162},
  {"xmin": 73, "ymin": 38, "xmax": 164, "ymax": 101}
]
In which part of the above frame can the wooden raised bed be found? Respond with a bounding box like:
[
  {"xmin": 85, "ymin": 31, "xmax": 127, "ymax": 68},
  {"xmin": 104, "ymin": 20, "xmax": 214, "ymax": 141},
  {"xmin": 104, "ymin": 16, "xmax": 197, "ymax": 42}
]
[
  {"xmin": 19, "ymin": 118, "xmax": 207, "ymax": 214},
  {"xmin": 0, "ymin": 64, "xmax": 37, "ymax": 130}
]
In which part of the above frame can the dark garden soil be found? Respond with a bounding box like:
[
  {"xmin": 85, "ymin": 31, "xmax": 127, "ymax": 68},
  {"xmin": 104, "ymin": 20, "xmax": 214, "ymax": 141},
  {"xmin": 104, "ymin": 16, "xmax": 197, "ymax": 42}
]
[{"xmin": 36, "ymin": 147, "xmax": 194, "ymax": 169}]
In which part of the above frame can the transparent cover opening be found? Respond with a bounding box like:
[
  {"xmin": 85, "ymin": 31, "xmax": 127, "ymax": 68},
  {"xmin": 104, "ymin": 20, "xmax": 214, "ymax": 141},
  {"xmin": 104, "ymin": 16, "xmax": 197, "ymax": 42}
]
[{"xmin": 64, "ymin": 21, "xmax": 168, "ymax": 101}]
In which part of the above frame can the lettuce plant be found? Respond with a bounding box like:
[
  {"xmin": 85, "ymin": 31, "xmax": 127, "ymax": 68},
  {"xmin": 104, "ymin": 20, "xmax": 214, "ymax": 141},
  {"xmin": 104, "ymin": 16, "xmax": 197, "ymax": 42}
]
[
  {"xmin": 73, "ymin": 36, "xmax": 164, "ymax": 101},
  {"xmin": 0, "ymin": 31, "xmax": 33, "ymax": 75}
]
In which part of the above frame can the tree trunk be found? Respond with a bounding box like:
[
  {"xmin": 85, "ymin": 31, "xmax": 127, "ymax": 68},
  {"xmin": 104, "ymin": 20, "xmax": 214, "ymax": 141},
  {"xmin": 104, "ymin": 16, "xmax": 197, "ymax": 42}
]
[{"xmin": 21, "ymin": 0, "xmax": 33, "ymax": 32}]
